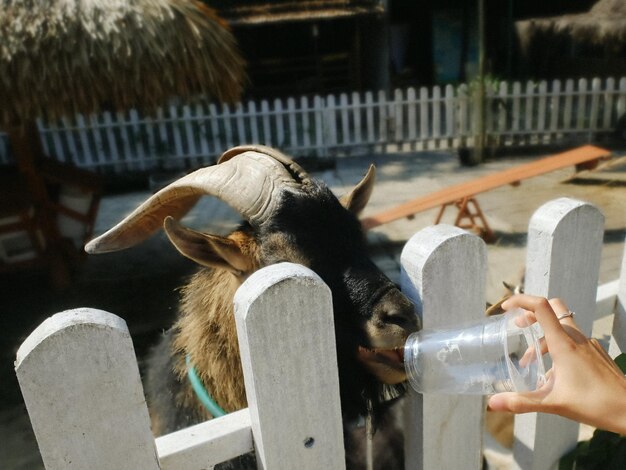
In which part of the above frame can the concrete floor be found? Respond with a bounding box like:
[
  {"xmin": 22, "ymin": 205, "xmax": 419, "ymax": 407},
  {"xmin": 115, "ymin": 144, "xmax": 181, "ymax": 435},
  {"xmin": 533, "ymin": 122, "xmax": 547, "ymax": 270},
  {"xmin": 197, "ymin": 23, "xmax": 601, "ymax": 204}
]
[{"xmin": 2, "ymin": 147, "xmax": 625, "ymax": 469}]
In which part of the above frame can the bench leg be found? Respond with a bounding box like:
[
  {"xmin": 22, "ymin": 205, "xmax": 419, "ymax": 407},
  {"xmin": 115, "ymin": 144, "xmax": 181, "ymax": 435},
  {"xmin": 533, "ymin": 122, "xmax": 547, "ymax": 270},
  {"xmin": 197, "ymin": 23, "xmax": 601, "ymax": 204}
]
[{"xmin": 435, "ymin": 197, "xmax": 495, "ymax": 242}]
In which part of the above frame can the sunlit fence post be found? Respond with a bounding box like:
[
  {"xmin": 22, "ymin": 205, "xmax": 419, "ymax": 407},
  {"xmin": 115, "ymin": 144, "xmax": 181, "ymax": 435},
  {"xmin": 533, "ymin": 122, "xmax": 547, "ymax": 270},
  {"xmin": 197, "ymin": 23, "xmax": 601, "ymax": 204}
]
[
  {"xmin": 401, "ymin": 225, "xmax": 487, "ymax": 470},
  {"xmin": 513, "ymin": 198, "xmax": 604, "ymax": 470}
]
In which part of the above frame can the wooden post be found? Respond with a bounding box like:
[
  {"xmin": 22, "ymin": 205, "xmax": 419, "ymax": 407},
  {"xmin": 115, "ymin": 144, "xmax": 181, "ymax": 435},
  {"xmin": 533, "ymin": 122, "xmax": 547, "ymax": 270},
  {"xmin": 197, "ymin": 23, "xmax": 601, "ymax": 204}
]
[
  {"xmin": 401, "ymin": 225, "xmax": 487, "ymax": 470},
  {"xmin": 471, "ymin": 0, "xmax": 486, "ymax": 165},
  {"xmin": 233, "ymin": 263, "xmax": 345, "ymax": 469},
  {"xmin": 15, "ymin": 309, "xmax": 159, "ymax": 470},
  {"xmin": 513, "ymin": 198, "xmax": 604, "ymax": 470}
]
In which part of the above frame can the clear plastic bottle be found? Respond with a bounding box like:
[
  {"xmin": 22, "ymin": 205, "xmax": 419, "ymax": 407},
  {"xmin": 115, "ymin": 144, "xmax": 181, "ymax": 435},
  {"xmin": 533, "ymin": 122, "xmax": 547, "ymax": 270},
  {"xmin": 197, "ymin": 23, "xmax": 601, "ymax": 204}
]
[{"xmin": 404, "ymin": 308, "xmax": 546, "ymax": 394}]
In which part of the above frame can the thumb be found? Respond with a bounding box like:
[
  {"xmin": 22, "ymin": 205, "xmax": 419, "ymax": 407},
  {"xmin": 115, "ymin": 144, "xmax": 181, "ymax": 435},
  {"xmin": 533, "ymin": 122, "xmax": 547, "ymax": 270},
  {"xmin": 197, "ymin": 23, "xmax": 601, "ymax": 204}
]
[{"xmin": 488, "ymin": 392, "xmax": 543, "ymax": 414}]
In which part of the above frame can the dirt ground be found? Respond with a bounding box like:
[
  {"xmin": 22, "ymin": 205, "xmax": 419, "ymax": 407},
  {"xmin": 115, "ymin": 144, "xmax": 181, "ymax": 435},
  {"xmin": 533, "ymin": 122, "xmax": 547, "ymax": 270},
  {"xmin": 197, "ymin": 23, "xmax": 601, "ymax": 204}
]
[{"xmin": 2, "ymin": 146, "xmax": 625, "ymax": 469}]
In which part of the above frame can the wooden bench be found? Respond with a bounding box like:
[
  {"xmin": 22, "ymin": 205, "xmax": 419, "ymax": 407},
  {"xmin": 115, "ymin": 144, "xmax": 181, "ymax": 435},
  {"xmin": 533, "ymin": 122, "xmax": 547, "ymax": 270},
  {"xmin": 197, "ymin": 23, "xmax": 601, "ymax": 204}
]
[{"xmin": 361, "ymin": 145, "xmax": 612, "ymax": 240}]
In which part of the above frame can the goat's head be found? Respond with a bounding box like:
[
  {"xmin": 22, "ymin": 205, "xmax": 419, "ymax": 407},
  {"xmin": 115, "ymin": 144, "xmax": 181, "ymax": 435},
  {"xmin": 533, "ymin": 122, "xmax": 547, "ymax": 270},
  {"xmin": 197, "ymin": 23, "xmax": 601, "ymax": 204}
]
[{"xmin": 86, "ymin": 145, "xmax": 419, "ymax": 419}]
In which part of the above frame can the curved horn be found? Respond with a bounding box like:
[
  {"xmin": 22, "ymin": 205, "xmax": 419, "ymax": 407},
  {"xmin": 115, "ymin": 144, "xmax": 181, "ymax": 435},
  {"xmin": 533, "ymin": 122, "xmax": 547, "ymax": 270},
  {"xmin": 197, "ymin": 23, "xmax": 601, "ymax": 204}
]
[
  {"xmin": 85, "ymin": 151, "xmax": 301, "ymax": 254},
  {"xmin": 219, "ymin": 145, "xmax": 311, "ymax": 185}
]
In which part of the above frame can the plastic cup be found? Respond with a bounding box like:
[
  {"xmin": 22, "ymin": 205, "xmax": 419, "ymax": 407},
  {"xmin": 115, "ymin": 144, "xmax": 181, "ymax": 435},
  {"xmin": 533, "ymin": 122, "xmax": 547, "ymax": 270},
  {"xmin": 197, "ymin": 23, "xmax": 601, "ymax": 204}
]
[{"xmin": 404, "ymin": 308, "xmax": 546, "ymax": 395}]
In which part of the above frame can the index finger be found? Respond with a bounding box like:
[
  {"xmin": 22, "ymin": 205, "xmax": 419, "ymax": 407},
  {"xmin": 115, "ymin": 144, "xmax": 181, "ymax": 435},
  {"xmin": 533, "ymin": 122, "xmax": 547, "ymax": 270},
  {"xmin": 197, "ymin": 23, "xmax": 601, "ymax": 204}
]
[{"xmin": 501, "ymin": 294, "xmax": 572, "ymax": 345}]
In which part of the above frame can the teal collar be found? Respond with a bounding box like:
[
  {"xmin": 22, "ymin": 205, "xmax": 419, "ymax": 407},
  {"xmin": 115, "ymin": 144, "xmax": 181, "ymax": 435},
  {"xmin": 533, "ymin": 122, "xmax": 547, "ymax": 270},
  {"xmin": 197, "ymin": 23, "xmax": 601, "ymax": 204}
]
[{"xmin": 185, "ymin": 354, "xmax": 227, "ymax": 418}]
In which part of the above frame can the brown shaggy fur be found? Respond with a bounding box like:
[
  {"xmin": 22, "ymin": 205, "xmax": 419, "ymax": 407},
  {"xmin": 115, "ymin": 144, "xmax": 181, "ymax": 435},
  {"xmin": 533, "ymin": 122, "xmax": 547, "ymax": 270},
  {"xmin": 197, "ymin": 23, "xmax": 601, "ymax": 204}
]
[{"xmin": 169, "ymin": 230, "xmax": 260, "ymax": 420}]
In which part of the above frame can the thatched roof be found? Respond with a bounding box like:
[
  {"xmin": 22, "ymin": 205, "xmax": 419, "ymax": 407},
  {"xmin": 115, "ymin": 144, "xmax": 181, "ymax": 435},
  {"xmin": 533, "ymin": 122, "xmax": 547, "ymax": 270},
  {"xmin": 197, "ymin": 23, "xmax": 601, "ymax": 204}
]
[
  {"xmin": 0, "ymin": 0, "xmax": 246, "ymax": 127},
  {"xmin": 516, "ymin": 0, "xmax": 626, "ymax": 54}
]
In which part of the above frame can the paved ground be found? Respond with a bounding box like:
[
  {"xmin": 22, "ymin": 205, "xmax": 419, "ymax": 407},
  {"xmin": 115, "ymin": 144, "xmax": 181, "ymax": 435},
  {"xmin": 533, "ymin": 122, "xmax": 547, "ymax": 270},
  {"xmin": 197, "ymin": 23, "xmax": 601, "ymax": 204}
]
[{"xmin": 1, "ymin": 147, "xmax": 625, "ymax": 468}]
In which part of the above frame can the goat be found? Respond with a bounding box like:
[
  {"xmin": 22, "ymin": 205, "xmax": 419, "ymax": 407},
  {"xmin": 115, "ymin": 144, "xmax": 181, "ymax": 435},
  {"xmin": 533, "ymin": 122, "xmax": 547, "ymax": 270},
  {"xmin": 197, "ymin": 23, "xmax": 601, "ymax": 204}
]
[{"xmin": 86, "ymin": 145, "xmax": 419, "ymax": 469}]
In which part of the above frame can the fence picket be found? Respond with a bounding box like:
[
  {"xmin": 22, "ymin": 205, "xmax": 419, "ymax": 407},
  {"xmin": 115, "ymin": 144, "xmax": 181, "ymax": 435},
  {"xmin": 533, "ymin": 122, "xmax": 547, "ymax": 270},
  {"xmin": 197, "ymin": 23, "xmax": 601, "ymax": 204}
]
[
  {"xmin": 248, "ymin": 100, "xmax": 260, "ymax": 145},
  {"xmin": 195, "ymin": 103, "xmax": 210, "ymax": 164},
  {"xmin": 301, "ymin": 96, "xmax": 311, "ymax": 149},
  {"xmin": 378, "ymin": 90, "xmax": 387, "ymax": 147},
  {"xmin": 128, "ymin": 110, "xmax": 147, "ymax": 170},
  {"xmin": 235, "ymin": 102, "xmax": 247, "ymax": 147},
  {"xmin": 274, "ymin": 98, "xmax": 285, "ymax": 148},
  {"xmin": 222, "ymin": 104, "xmax": 235, "ymax": 149},
  {"xmin": 72, "ymin": 114, "xmax": 92, "ymax": 167},
  {"xmin": 513, "ymin": 198, "xmax": 604, "ymax": 470},
  {"xmin": 457, "ymin": 84, "xmax": 469, "ymax": 145},
  {"xmin": 208, "ymin": 103, "xmax": 223, "ymax": 155},
  {"xmin": 340, "ymin": 93, "xmax": 350, "ymax": 145},
  {"xmin": 88, "ymin": 114, "xmax": 107, "ymax": 167},
  {"xmin": 16, "ymin": 309, "xmax": 159, "ymax": 469},
  {"xmin": 525, "ymin": 81, "xmax": 534, "ymax": 137},
  {"xmin": 576, "ymin": 78, "xmax": 588, "ymax": 132},
  {"xmin": 313, "ymin": 95, "xmax": 324, "ymax": 155},
  {"xmin": 537, "ymin": 81, "xmax": 548, "ymax": 143},
  {"xmin": 401, "ymin": 225, "xmax": 486, "ymax": 470},
  {"xmin": 496, "ymin": 81, "xmax": 508, "ymax": 145},
  {"xmin": 261, "ymin": 100, "xmax": 272, "ymax": 146},
  {"xmin": 103, "ymin": 111, "xmax": 121, "ymax": 168},
  {"xmin": 234, "ymin": 263, "xmax": 344, "ymax": 469},
  {"xmin": 432, "ymin": 85, "xmax": 441, "ymax": 141},
  {"xmin": 549, "ymin": 80, "xmax": 561, "ymax": 138},
  {"xmin": 419, "ymin": 87, "xmax": 429, "ymax": 140},
  {"xmin": 117, "ymin": 111, "xmax": 135, "ymax": 169},
  {"xmin": 287, "ymin": 97, "xmax": 298, "ymax": 150},
  {"xmin": 156, "ymin": 107, "xmax": 170, "ymax": 166},
  {"xmin": 589, "ymin": 78, "xmax": 601, "ymax": 134},
  {"xmin": 59, "ymin": 117, "xmax": 79, "ymax": 165},
  {"xmin": 617, "ymin": 78, "xmax": 626, "ymax": 118},
  {"xmin": 509, "ymin": 81, "xmax": 521, "ymax": 146},
  {"xmin": 169, "ymin": 105, "xmax": 184, "ymax": 163},
  {"xmin": 407, "ymin": 87, "xmax": 417, "ymax": 141},
  {"xmin": 563, "ymin": 79, "xmax": 574, "ymax": 131},
  {"xmin": 365, "ymin": 91, "xmax": 375, "ymax": 144},
  {"xmin": 602, "ymin": 77, "xmax": 616, "ymax": 130},
  {"xmin": 326, "ymin": 94, "xmax": 338, "ymax": 148},
  {"xmin": 444, "ymin": 84, "xmax": 455, "ymax": 146},
  {"xmin": 394, "ymin": 88, "xmax": 403, "ymax": 143},
  {"xmin": 352, "ymin": 92, "xmax": 362, "ymax": 144},
  {"xmin": 35, "ymin": 119, "xmax": 51, "ymax": 158}
]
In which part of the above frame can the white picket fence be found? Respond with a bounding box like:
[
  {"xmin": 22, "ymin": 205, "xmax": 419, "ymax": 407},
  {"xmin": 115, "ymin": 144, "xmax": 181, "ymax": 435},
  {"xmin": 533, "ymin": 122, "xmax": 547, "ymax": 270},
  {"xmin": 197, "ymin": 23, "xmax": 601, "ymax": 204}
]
[
  {"xmin": 16, "ymin": 197, "xmax": 626, "ymax": 469},
  {"xmin": 2, "ymin": 77, "xmax": 626, "ymax": 171}
]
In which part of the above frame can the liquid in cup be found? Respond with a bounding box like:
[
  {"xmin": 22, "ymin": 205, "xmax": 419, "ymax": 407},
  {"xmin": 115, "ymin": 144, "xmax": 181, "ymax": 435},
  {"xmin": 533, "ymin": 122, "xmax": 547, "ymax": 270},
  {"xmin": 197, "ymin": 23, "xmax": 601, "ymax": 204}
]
[{"xmin": 404, "ymin": 308, "xmax": 546, "ymax": 394}]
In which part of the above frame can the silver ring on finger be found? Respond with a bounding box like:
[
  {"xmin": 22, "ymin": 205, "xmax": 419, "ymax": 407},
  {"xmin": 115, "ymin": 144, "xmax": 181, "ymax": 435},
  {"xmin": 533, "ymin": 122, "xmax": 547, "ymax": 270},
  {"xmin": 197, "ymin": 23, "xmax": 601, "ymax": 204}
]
[{"xmin": 556, "ymin": 311, "xmax": 575, "ymax": 320}]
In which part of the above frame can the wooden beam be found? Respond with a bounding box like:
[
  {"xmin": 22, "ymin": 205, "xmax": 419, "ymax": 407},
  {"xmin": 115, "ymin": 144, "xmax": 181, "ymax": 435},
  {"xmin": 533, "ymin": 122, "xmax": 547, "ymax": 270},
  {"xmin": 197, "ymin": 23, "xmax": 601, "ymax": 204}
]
[{"xmin": 362, "ymin": 145, "xmax": 611, "ymax": 230}]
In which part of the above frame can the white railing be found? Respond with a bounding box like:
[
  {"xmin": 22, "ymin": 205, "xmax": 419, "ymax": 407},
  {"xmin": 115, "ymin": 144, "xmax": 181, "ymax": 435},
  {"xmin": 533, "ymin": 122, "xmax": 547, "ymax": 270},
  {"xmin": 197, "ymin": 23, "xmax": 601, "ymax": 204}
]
[
  {"xmin": 15, "ymin": 197, "xmax": 626, "ymax": 469},
  {"xmin": 2, "ymin": 77, "xmax": 626, "ymax": 170}
]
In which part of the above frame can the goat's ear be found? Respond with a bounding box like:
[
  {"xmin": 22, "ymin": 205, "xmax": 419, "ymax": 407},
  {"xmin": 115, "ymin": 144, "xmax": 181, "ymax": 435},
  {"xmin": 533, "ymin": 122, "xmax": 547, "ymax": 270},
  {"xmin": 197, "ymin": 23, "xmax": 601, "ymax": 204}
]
[
  {"xmin": 340, "ymin": 164, "xmax": 375, "ymax": 216},
  {"xmin": 163, "ymin": 217, "xmax": 250, "ymax": 275}
]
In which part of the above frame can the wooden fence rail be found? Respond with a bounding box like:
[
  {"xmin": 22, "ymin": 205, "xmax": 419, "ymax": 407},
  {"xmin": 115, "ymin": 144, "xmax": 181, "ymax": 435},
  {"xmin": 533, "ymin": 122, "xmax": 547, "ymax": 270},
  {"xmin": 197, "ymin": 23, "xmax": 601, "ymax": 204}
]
[
  {"xmin": 2, "ymin": 77, "xmax": 626, "ymax": 171},
  {"xmin": 15, "ymin": 197, "xmax": 625, "ymax": 469}
]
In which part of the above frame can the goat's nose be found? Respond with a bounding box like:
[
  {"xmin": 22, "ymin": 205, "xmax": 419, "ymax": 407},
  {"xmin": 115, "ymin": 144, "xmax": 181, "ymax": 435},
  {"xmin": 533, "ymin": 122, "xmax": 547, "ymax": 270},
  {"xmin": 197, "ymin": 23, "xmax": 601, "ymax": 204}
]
[{"xmin": 377, "ymin": 290, "xmax": 420, "ymax": 332}]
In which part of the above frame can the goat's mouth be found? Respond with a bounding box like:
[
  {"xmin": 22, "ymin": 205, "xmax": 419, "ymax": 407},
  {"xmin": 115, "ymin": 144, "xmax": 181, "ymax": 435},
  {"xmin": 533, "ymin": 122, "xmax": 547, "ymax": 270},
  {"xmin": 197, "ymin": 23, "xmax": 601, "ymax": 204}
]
[{"xmin": 357, "ymin": 346, "xmax": 406, "ymax": 384}]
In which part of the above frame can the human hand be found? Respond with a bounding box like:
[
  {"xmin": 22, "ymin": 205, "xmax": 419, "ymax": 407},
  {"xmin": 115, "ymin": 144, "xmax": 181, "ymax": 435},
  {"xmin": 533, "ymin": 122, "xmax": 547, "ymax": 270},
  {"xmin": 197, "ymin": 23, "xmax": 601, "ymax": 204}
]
[{"xmin": 488, "ymin": 294, "xmax": 626, "ymax": 435}]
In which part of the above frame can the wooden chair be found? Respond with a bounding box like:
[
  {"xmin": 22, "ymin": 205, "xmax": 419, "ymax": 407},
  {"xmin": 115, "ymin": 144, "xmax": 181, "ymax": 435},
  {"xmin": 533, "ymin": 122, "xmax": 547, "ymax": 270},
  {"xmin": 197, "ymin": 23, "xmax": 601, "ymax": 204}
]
[
  {"xmin": 0, "ymin": 159, "xmax": 102, "ymax": 287},
  {"xmin": 0, "ymin": 168, "xmax": 48, "ymax": 270}
]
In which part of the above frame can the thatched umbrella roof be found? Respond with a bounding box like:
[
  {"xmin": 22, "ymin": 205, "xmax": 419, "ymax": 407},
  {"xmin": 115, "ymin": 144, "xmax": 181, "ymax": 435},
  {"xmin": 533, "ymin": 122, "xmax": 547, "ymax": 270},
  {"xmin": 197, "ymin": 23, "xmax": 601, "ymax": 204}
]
[
  {"xmin": 516, "ymin": 0, "xmax": 626, "ymax": 55},
  {"xmin": 0, "ymin": 0, "xmax": 246, "ymax": 127}
]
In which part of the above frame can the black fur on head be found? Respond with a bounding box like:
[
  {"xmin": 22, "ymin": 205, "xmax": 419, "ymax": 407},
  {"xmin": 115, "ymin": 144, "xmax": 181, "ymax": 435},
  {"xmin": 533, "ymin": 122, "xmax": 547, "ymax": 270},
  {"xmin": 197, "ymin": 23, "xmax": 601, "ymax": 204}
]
[{"xmin": 258, "ymin": 179, "xmax": 418, "ymax": 422}]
